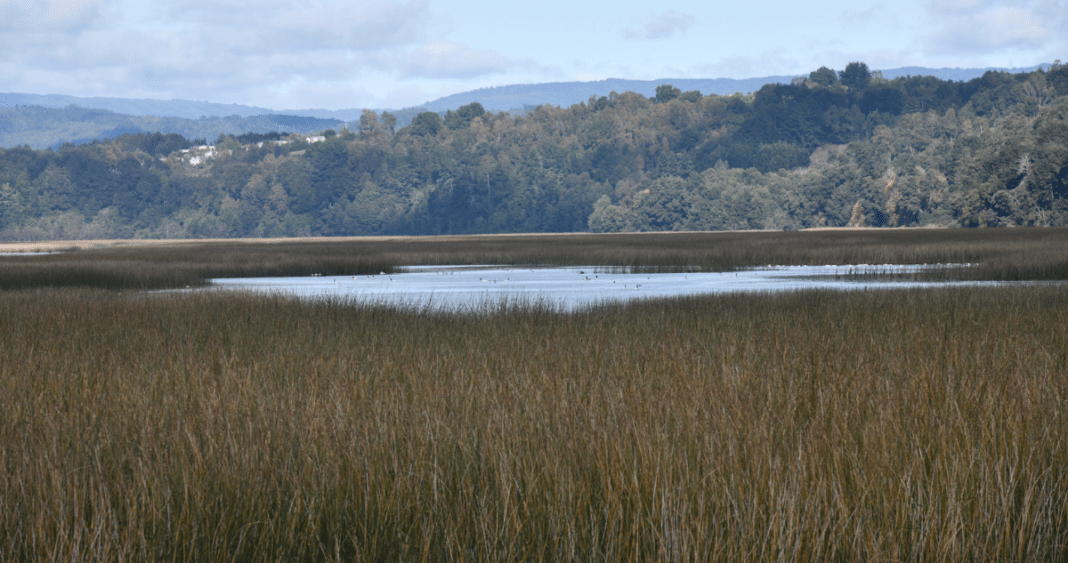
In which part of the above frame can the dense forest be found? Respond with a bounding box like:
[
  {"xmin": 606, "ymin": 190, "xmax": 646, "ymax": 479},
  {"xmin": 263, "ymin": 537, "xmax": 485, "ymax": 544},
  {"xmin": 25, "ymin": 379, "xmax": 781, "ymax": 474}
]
[{"xmin": 2, "ymin": 62, "xmax": 1068, "ymax": 240}]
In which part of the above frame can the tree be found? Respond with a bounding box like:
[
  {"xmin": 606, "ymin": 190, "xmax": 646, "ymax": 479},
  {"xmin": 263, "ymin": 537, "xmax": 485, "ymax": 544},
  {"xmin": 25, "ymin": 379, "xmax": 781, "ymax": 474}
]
[
  {"xmin": 679, "ymin": 90, "xmax": 702, "ymax": 103},
  {"xmin": 809, "ymin": 66, "xmax": 839, "ymax": 87},
  {"xmin": 380, "ymin": 112, "xmax": 398, "ymax": 135},
  {"xmin": 444, "ymin": 102, "xmax": 486, "ymax": 129},
  {"xmin": 1047, "ymin": 61, "xmax": 1068, "ymax": 96},
  {"xmin": 358, "ymin": 110, "xmax": 380, "ymax": 136},
  {"xmin": 587, "ymin": 195, "xmax": 636, "ymax": 232},
  {"xmin": 757, "ymin": 142, "xmax": 810, "ymax": 172},
  {"xmin": 459, "ymin": 102, "xmax": 486, "ymax": 120},
  {"xmin": 408, "ymin": 112, "xmax": 443, "ymax": 136},
  {"xmin": 860, "ymin": 87, "xmax": 906, "ymax": 115},
  {"xmin": 215, "ymin": 134, "xmax": 242, "ymax": 151},
  {"xmin": 839, "ymin": 62, "xmax": 871, "ymax": 90},
  {"xmin": 0, "ymin": 182, "xmax": 22, "ymax": 228},
  {"xmin": 654, "ymin": 84, "xmax": 682, "ymax": 104},
  {"xmin": 1015, "ymin": 73, "xmax": 1054, "ymax": 115}
]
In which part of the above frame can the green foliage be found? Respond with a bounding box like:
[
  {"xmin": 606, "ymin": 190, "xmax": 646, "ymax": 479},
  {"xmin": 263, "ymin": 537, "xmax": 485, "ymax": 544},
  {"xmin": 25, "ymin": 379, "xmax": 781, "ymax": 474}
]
[
  {"xmin": 235, "ymin": 131, "xmax": 283, "ymax": 145},
  {"xmin": 2, "ymin": 64, "xmax": 1068, "ymax": 239},
  {"xmin": 358, "ymin": 109, "xmax": 380, "ymax": 137},
  {"xmin": 444, "ymin": 102, "xmax": 486, "ymax": 129},
  {"xmin": 860, "ymin": 86, "xmax": 906, "ymax": 115},
  {"xmin": 380, "ymin": 111, "xmax": 398, "ymax": 135},
  {"xmin": 1048, "ymin": 62, "xmax": 1068, "ymax": 96},
  {"xmin": 408, "ymin": 111, "xmax": 444, "ymax": 136},
  {"xmin": 840, "ymin": 61, "xmax": 872, "ymax": 90},
  {"xmin": 112, "ymin": 131, "xmax": 196, "ymax": 156},
  {"xmin": 809, "ymin": 66, "xmax": 839, "ymax": 87},
  {"xmin": 679, "ymin": 90, "xmax": 703, "ymax": 103},
  {"xmin": 654, "ymin": 84, "xmax": 682, "ymax": 103}
]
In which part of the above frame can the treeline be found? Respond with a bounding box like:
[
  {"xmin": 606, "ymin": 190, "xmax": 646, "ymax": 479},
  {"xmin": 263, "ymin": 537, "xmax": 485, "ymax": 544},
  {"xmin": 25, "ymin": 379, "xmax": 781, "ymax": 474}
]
[{"xmin": 2, "ymin": 62, "xmax": 1068, "ymax": 240}]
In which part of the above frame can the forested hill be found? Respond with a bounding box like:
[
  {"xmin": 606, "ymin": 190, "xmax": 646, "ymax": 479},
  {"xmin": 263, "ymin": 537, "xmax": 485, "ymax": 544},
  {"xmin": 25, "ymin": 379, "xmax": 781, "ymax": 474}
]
[
  {"xmin": 2, "ymin": 64, "xmax": 1048, "ymax": 149},
  {"xmin": 417, "ymin": 64, "xmax": 1051, "ymax": 112},
  {"xmin": 0, "ymin": 106, "xmax": 347, "ymax": 150},
  {"xmin": 2, "ymin": 62, "xmax": 1068, "ymax": 240}
]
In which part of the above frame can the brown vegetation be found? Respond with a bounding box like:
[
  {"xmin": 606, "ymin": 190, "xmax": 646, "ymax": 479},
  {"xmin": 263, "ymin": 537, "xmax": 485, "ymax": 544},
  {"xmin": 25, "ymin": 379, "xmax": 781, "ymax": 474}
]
[
  {"xmin": 3, "ymin": 230, "xmax": 1067, "ymax": 560},
  {"xmin": 1, "ymin": 285, "xmax": 1066, "ymax": 561},
  {"xmin": 4, "ymin": 227, "xmax": 1068, "ymax": 291}
]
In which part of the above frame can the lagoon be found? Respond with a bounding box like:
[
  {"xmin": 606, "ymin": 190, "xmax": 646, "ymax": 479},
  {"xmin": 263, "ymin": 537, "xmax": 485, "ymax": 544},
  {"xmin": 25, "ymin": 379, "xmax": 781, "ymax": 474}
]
[{"xmin": 204, "ymin": 264, "xmax": 1008, "ymax": 312}]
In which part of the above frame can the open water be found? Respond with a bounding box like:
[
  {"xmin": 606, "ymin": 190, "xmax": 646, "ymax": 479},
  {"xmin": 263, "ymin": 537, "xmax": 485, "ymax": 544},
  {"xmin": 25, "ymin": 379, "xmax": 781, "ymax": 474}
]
[{"xmin": 205, "ymin": 264, "xmax": 1006, "ymax": 312}]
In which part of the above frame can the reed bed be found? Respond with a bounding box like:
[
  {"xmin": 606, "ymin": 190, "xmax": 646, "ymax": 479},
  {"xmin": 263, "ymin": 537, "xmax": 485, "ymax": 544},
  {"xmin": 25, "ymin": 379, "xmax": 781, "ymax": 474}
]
[
  {"xmin": 0, "ymin": 242, "xmax": 401, "ymax": 290},
  {"xmin": 2, "ymin": 286, "xmax": 1066, "ymax": 562},
  {"xmin": 4, "ymin": 228, "xmax": 1068, "ymax": 290}
]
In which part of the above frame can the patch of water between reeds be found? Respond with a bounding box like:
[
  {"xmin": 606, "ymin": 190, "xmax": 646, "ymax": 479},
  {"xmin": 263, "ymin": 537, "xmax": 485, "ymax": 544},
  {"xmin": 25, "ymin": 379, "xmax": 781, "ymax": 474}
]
[{"xmin": 197, "ymin": 263, "xmax": 1033, "ymax": 312}]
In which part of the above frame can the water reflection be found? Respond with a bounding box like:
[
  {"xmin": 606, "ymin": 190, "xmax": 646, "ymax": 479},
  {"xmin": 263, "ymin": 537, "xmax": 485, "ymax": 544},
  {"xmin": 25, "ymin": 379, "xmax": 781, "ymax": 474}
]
[{"xmin": 206, "ymin": 264, "xmax": 1006, "ymax": 311}]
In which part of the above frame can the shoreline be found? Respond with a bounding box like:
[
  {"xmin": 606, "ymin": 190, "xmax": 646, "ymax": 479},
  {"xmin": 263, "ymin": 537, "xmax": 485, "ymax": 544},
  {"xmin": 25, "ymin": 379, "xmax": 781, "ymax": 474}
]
[
  {"xmin": 0, "ymin": 233, "xmax": 584, "ymax": 253},
  {"xmin": 0, "ymin": 227, "xmax": 936, "ymax": 253}
]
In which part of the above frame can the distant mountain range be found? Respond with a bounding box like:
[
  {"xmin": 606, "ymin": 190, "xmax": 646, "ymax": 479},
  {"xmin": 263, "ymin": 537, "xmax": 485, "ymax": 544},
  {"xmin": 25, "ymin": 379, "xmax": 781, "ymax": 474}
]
[
  {"xmin": 417, "ymin": 65, "xmax": 1051, "ymax": 112},
  {"xmin": 2, "ymin": 65, "xmax": 1052, "ymax": 118},
  {"xmin": 0, "ymin": 93, "xmax": 362, "ymax": 121},
  {"xmin": 0, "ymin": 64, "xmax": 1052, "ymax": 149}
]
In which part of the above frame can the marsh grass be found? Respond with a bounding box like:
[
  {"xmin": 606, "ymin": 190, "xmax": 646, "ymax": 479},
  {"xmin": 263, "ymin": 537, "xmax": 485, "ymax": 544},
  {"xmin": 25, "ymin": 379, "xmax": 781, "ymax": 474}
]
[
  {"xmin": 2, "ymin": 286, "xmax": 1067, "ymax": 561},
  {"xmin": 0, "ymin": 242, "xmax": 400, "ymax": 290},
  {"xmin": 4, "ymin": 228, "xmax": 1068, "ymax": 290}
]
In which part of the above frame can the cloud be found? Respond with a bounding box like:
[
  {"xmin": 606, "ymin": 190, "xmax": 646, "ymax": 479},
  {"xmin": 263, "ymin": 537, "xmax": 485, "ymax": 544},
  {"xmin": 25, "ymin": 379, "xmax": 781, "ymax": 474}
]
[
  {"xmin": 1, "ymin": 0, "xmax": 431, "ymax": 67},
  {"xmin": 927, "ymin": 0, "xmax": 991, "ymax": 15},
  {"xmin": 694, "ymin": 49, "xmax": 803, "ymax": 82},
  {"xmin": 839, "ymin": 3, "xmax": 900, "ymax": 29},
  {"xmin": 923, "ymin": 0, "xmax": 1064, "ymax": 54},
  {"xmin": 155, "ymin": 0, "xmax": 428, "ymax": 54},
  {"xmin": 0, "ymin": 0, "xmax": 437, "ymax": 107},
  {"xmin": 0, "ymin": 0, "xmax": 109, "ymax": 33},
  {"xmin": 623, "ymin": 11, "xmax": 692, "ymax": 40},
  {"xmin": 400, "ymin": 40, "xmax": 509, "ymax": 79}
]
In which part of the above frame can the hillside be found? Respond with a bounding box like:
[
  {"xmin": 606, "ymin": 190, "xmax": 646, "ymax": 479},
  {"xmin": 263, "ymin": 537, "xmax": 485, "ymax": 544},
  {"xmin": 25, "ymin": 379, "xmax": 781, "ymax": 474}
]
[
  {"xmin": 419, "ymin": 65, "xmax": 1051, "ymax": 112},
  {"xmin": 0, "ymin": 106, "xmax": 346, "ymax": 150},
  {"xmin": 4, "ymin": 65, "xmax": 1050, "ymax": 118},
  {"xmin": 1, "ymin": 64, "xmax": 1051, "ymax": 149},
  {"xmin": 0, "ymin": 93, "xmax": 276, "ymax": 120},
  {"xmin": 1, "ymin": 63, "xmax": 1067, "ymax": 240}
]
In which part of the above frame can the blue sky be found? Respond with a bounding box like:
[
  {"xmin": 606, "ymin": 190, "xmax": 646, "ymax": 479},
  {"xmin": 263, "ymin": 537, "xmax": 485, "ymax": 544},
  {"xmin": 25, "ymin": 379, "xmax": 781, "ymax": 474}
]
[{"xmin": 0, "ymin": 0, "xmax": 1063, "ymax": 110}]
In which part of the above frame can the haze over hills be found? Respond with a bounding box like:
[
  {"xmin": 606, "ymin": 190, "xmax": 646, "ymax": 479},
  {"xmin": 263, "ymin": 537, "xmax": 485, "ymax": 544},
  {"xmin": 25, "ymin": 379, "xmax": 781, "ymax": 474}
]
[
  {"xmin": 1, "ymin": 65, "xmax": 1052, "ymax": 121},
  {"xmin": 0, "ymin": 64, "xmax": 1054, "ymax": 150},
  {"xmin": 418, "ymin": 65, "xmax": 1051, "ymax": 112},
  {"xmin": 0, "ymin": 93, "xmax": 366, "ymax": 122},
  {"xmin": 0, "ymin": 106, "xmax": 350, "ymax": 150}
]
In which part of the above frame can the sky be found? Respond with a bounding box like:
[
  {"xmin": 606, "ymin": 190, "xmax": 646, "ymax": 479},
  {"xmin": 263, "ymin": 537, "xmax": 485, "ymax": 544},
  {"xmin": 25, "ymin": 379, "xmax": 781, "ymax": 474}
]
[{"xmin": 1, "ymin": 0, "xmax": 1064, "ymax": 111}]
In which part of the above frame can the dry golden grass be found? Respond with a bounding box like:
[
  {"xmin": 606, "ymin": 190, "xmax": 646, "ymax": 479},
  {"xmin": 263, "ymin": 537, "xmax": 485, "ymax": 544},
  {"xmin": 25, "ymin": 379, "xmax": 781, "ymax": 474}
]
[{"xmin": 2, "ymin": 286, "xmax": 1066, "ymax": 561}]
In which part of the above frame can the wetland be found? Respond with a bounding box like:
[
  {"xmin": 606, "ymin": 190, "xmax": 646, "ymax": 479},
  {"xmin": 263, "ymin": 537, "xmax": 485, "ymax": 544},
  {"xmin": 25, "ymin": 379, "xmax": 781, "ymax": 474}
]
[{"xmin": 2, "ymin": 228, "xmax": 1068, "ymax": 562}]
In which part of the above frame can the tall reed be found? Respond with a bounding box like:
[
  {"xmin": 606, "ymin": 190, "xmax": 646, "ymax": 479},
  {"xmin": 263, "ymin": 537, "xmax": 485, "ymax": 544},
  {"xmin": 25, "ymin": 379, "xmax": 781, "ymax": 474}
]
[{"xmin": 2, "ymin": 286, "xmax": 1066, "ymax": 561}]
